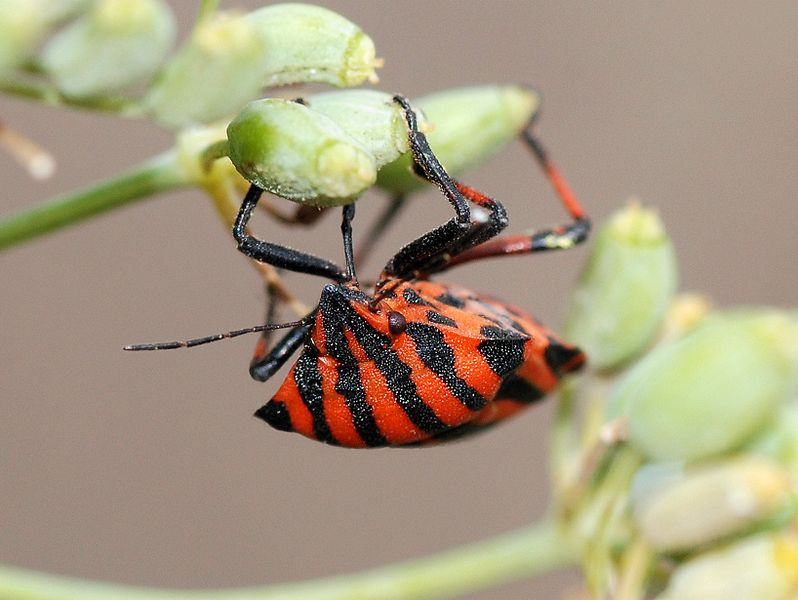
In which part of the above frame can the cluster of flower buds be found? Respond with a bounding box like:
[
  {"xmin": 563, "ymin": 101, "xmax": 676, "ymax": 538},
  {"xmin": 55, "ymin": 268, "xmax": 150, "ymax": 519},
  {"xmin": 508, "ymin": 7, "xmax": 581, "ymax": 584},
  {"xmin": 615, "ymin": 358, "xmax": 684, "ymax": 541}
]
[
  {"xmin": 1, "ymin": 1, "xmax": 542, "ymax": 222},
  {"xmin": 0, "ymin": 0, "xmax": 88, "ymax": 78},
  {"xmin": 146, "ymin": 4, "xmax": 382, "ymax": 127},
  {"xmin": 562, "ymin": 205, "xmax": 798, "ymax": 599},
  {"xmin": 222, "ymin": 85, "xmax": 539, "ymax": 207},
  {"xmin": 169, "ymin": 83, "xmax": 539, "ymax": 225},
  {"xmin": 0, "ymin": 2, "xmax": 379, "ymax": 118}
]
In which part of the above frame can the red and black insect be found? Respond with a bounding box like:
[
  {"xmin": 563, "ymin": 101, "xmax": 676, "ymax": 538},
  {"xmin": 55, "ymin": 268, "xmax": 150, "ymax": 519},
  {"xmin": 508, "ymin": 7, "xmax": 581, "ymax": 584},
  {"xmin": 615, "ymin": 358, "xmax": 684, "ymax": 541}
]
[{"xmin": 128, "ymin": 96, "xmax": 590, "ymax": 447}]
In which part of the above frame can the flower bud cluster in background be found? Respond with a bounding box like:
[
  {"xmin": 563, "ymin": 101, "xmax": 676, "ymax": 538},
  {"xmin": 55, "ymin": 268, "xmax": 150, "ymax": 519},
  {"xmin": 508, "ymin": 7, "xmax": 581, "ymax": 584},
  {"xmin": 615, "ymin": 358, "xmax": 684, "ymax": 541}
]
[{"xmin": 560, "ymin": 204, "xmax": 798, "ymax": 599}]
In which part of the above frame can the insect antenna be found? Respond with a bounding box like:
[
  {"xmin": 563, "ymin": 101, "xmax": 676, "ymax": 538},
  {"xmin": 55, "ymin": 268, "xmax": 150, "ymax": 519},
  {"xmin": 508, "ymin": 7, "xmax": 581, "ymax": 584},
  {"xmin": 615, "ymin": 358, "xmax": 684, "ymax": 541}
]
[{"xmin": 123, "ymin": 319, "xmax": 308, "ymax": 351}]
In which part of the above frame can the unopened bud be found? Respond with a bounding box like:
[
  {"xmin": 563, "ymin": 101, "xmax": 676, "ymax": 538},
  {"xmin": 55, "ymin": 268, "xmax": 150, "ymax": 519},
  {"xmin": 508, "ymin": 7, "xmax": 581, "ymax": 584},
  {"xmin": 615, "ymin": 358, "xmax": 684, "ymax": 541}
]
[
  {"xmin": 748, "ymin": 403, "xmax": 798, "ymax": 481},
  {"xmin": 658, "ymin": 292, "xmax": 713, "ymax": 342},
  {"xmin": 0, "ymin": 0, "xmax": 86, "ymax": 77},
  {"xmin": 655, "ymin": 532, "xmax": 798, "ymax": 600},
  {"xmin": 174, "ymin": 122, "xmax": 239, "ymax": 186},
  {"xmin": 38, "ymin": 0, "xmax": 90, "ymax": 23},
  {"xmin": 564, "ymin": 203, "xmax": 677, "ymax": 372},
  {"xmin": 609, "ymin": 310, "xmax": 798, "ymax": 461},
  {"xmin": 633, "ymin": 456, "xmax": 794, "ymax": 553},
  {"xmin": 247, "ymin": 3, "xmax": 380, "ymax": 88},
  {"xmin": 41, "ymin": 0, "xmax": 175, "ymax": 97},
  {"xmin": 145, "ymin": 11, "xmax": 265, "ymax": 127},
  {"xmin": 376, "ymin": 85, "xmax": 539, "ymax": 194},
  {"xmin": 306, "ymin": 90, "xmax": 424, "ymax": 169},
  {"xmin": 226, "ymin": 99, "xmax": 376, "ymax": 206}
]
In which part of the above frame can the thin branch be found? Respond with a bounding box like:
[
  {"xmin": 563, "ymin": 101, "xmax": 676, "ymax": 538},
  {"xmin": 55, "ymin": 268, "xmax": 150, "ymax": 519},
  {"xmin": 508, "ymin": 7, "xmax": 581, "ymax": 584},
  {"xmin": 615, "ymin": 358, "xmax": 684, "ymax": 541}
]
[
  {"xmin": 0, "ymin": 519, "xmax": 575, "ymax": 600},
  {"xmin": 0, "ymin": 151, "xmax": 189, "ymax": 251},
  {"xmin": 0, "ymin": 78, "xmax": 144, "ymax": 116},
  {"xmin": 196, "ymin": 0, "xmax": 221, "ymax": 26}
]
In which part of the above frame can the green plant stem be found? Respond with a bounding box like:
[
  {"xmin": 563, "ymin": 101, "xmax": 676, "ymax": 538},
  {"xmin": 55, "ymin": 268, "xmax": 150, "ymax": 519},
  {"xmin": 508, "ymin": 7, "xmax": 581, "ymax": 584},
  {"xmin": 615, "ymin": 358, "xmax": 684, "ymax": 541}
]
[
  {"xmin": 0, "ymin": 151, "xmax": 190, "ymax": 251},
  {"xmin": 0, "ymin": 519, "xmax": 574, "ymax": 600},
  {"xmin": 197, "ymin": 0, "xmax": 221, "ymax": 25},
  {"xmin": 0, "ymin": 78, "xmax": 143, "ymax": 116},
  {"xmin": 550, "ymin": 379, "xmax": 577, "ymax": 506}
]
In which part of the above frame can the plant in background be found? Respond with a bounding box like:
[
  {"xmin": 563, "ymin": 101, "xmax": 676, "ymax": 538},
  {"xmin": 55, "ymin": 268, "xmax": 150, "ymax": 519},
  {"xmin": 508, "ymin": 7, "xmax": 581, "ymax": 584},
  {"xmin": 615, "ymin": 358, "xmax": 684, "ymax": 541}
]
[{"xmin": 1, "ymin": 1, "xmax": 796, "ymax": 598}]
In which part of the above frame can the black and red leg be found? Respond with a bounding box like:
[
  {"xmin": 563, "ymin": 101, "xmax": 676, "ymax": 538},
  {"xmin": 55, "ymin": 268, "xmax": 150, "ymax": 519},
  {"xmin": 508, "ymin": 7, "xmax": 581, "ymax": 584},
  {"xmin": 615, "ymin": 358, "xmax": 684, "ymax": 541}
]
[
  {"xmin": 428, "ymin": 125, "xmax": 591, "ymax": 272},
  {"xmin": 379, "ymin": 96, "xmax": 512, "ymax": 283}
]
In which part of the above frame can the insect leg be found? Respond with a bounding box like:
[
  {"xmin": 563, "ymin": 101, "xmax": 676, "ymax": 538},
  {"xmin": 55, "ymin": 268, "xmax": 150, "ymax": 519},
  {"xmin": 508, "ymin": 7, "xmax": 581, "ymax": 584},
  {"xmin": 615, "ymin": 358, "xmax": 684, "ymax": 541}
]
[
  {"xmin": 249, "ymin": 318, "xmax": 314, "ymax": 382},
  {"xmin": 417, "ymin": 181, "xmax": 510, "ymax": 275},
  {"xmin": 341, "ymin": 203, "xmax": 358, "ymax": 284},
  {"xmin": 436, "ymin": 128, "xmax": 591, "ymax": 270},
  {"xmin": 379, "ymin": 96, "xmax": 474, "ymax": 281},
  {"xmin": 234, "ymin": 184, "xmax": 348, "ymax": 282}
]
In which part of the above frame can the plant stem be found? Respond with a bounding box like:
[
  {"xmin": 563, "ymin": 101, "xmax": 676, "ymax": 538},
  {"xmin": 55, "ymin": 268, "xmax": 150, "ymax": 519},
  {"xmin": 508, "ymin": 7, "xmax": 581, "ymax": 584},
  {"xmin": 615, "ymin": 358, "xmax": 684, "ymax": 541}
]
[
  {"xmin": 0, "ymin": 519, "xmax": 575, "ymax": 600},
  {"xmin": 0, "ymin": 151, "xmax": 190, "ymax": 251},
  {"xmin": 197, "ymin": 0, "xmax": 221, "ymax": 25},
  {"xmin": 0, "ymin": 78, "xmax": 144, "ymax": 116}
]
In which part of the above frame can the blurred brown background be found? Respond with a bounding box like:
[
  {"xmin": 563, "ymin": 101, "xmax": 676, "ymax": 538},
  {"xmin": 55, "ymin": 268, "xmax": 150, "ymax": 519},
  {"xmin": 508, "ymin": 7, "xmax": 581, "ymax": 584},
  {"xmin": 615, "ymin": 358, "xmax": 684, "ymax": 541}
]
[{"xmin": 1, "ymin": 2, "xmax": 796, "ymax": 598}]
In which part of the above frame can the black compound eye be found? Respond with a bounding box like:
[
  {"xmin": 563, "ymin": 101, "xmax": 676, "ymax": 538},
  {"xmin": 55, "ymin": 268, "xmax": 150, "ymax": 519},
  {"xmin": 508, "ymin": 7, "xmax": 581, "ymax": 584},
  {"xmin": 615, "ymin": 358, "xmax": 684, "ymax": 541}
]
[{"xmin": 387, "ymin": 311, "xmax": 407, "ymax": 335}]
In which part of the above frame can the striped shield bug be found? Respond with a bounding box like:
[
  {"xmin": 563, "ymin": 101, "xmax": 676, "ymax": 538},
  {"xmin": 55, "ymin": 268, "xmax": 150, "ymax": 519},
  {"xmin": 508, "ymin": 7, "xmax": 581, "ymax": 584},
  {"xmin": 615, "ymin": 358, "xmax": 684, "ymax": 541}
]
[{"xmin": 127, "ymin": 95, "xmax": 590, "ymax": 447}]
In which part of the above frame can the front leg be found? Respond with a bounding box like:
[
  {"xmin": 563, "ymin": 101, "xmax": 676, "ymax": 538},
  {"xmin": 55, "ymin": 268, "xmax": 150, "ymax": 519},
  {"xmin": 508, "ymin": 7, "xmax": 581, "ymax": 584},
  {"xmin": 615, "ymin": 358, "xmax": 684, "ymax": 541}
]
[
  {"xmin": 233, "ymin": 184, "xmax": 348, "ymax": 282},
  {"xmin": 379, "ymin": 96, "xmax": 474, "ymax": 281}
]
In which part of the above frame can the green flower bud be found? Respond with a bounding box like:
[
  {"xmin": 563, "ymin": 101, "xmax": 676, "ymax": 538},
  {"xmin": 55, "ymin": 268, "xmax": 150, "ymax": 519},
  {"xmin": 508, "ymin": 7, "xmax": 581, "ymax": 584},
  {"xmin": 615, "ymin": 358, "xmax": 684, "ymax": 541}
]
[
  {"xmin": 174, "ymin": 123, "xmax": 252, "ymax": 228},
  {"xmin": 376, "ymin": 85, "xmax": 539, "ymax": 195},
  {"xmin": 563, "ymin": 204, "xmax": 677, "ymax": 371},
  {"xmin": 227, "ymin": 99, "xmax": 376, "ymax": 206},
  {"xmin": 632, "ymin": 456, "xmax": 794, "ymax": 553},
  {"xmin": 659, "ymin": 292, "xmax": 713, "ymax": 342},
  {"xmin": 306, "ymin": 90, "xmax": 425, "ymax": 169},
  {"xmin": 41, "ymin": 0, "xmax": 175, "ymax": 97},
  {"xmin": 609, "ymin": 310, "xmax": 798, "ymax": 461},
  {"xmin": 174, "ymin": 122, "xmax": 238, "ymax": 186},
  {"xmin": 655, "ymin": 532, "xmax": 798, "ymax": 600},
  {"xmin": 0, "ymin": 0, "xmax": 87, "ymax": 77},
  {"xmin": 38, "ymin": 0, "xmax": 90, "ymax": 23},
  {"xmin": 247, "ymin": 3, "xmax": 380, "ymax": 88},
  {"xmin": 145, "ymin": 10, "xmax": 266, "ymax": 127},
  {"xmin": 748, "ymin": 403, "xmax": 798, "ymax": 480}
]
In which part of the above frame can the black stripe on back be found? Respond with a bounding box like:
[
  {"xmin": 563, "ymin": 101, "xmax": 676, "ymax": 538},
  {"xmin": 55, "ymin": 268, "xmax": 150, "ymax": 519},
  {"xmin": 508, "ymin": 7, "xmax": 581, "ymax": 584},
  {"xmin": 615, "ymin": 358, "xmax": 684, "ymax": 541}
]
[
  {"xmin": 436, "ymin": 292, "xmax": 465, "ymax": 308},
  {"xmin": 477, "ymin": 325, "xmax": 527, "ymax": 377},
  {"xmin": 405, "ymin": 323, "xmax": 487, "ymax": 411},
  {"xmin": 293, "ymin": 352, "xmax": 337, "ymax": 445},
  {"xmin": 321, "ymin": 312, "xmax": 388, "ymax": 447},
  {"xmin": 544, "ymin": 337, "xmax": 585, "ymax": 376},
  {"xmin": 496, "ymin": 374, "xmax": 544, "ymax": 404},
  {"xmin": 402, "ymin": 287, "xmax": 427, "ymax": 305},
  {"xmin": 344, "ymin": 313, "xmax": 449, "ymax": 436},
  {"xmin": 426, "ymin": 310, "xmax": 458, "ymax": 328},
  {"xmin": 254, "ymin": 400, "xmax": 293, "ymax": 431}
]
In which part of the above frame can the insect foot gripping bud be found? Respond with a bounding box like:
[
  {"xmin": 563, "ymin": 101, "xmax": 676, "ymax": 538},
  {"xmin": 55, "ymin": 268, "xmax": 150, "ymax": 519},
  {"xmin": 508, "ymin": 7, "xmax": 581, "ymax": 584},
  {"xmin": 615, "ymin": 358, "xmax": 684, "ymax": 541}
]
[
  {"xmin": 608, "ymin": 310, "xmax": 798, "ymax": 462},
  {"xmin": 226, "ymin": 99, "xmax": 376, "ymax": 206},
  {"xmin": 40, "ymin": 0, "xmax": 175, "ymax": 98},
  {"xmin": 246, "ymin": 3, "xmax": 380, "ymax": 88},
  {"xmin": 376, "ymin": 85, "xmax": 540, "ymax": 195},
  {"xmin": 145, "ymin": 11, "xmax": 266, "ymax": 128},
  {"xmin": 632, "ymin": 456, "xmax": 794, "ymax": 553},
  {"xmin": 563, "ymin": 203, "xmax": 677, "ymax": 372},
  {"xmin": 306, "ymin": 90, "xmax": 426, "ymax": 169},
  {"xmin": 655, "ymin": 531, "xmax": 798, "ymax": 600}
]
